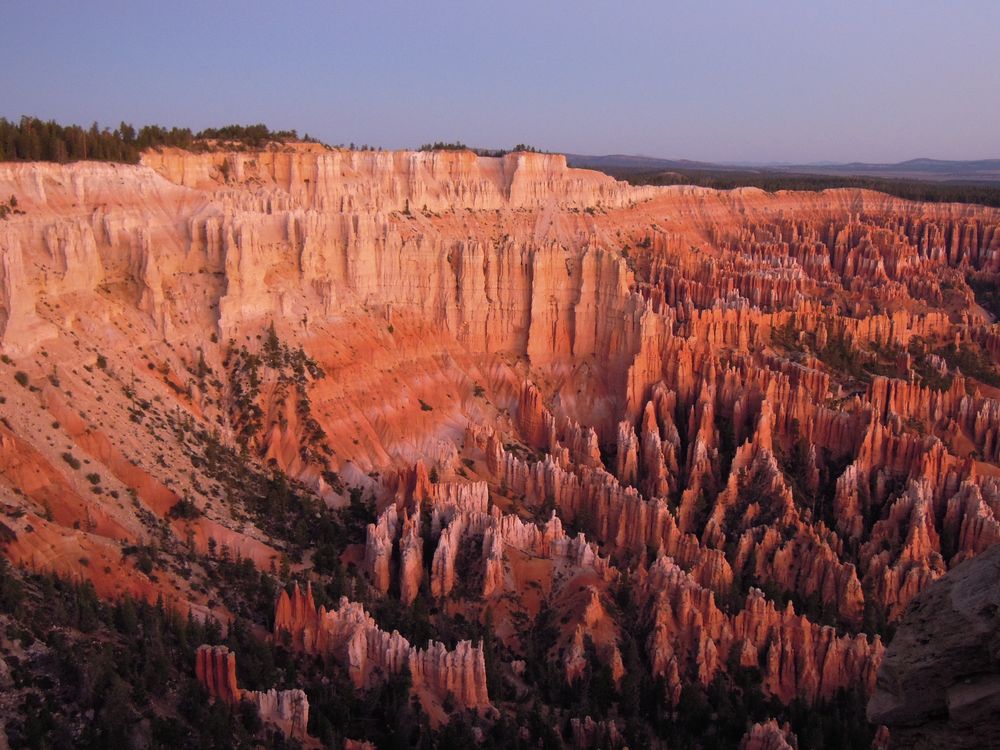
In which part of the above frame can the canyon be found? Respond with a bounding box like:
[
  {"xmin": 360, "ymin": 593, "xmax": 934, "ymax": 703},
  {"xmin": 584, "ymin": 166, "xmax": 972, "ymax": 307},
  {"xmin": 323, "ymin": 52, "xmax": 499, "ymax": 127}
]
[{"xmin": 0, "ymin": 143, "xmax": 998, "ymax": 747}]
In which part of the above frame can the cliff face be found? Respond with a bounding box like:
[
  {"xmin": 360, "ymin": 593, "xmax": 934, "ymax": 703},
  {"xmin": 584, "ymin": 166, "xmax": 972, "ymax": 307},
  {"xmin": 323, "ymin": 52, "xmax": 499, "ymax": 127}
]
[
  {"xmin": 0, "ymin": 153, "xmax": 651, "ymax": 364},
  {"xmin": 1, "ymin": 146, "xmax": 999, "ymax": 742},
  {"xmin": 140, "ymin": 148, "xmax": 656, "ymax": 212}
]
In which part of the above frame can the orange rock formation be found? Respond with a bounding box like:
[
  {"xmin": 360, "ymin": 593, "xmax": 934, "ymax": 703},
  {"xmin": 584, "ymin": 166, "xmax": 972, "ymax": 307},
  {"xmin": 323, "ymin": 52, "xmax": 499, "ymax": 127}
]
[
  {"xmin": 195, "ymin": 645, "xmax": 309, "ymax": 739},
  {"xmin": 1, "ymin": 145, "xmax": 999, "ymax": 739}
]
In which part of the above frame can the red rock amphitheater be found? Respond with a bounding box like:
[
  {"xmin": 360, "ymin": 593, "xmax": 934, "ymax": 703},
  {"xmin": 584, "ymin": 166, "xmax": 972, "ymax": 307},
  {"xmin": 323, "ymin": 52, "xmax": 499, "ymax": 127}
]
[{"xmin": 1, "ymin": 144, "xmax": 998, "ymax": 747}]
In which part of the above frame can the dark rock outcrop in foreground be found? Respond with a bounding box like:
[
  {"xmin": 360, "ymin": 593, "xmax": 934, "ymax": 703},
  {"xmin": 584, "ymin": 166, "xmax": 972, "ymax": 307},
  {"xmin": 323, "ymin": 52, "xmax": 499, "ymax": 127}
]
[{"xmin": 868, "ymin": 543, "xmax": 1000, "ymax": 748}]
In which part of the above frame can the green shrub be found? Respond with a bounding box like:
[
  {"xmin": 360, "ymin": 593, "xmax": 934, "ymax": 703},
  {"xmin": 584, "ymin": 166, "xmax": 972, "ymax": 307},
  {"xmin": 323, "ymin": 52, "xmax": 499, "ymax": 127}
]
[
  {"xmin": 936, "ymin": 343, "xmax": 1000, "ymax": 387},
  {"xmin": 135, "ymin": 551, "xmax": 154, "ymax": 574}
]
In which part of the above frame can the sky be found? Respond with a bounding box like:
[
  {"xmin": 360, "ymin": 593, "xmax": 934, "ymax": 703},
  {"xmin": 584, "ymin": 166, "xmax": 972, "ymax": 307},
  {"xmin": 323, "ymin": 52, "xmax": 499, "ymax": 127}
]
[{"xmin": 2, "ymin": 1, "xmax": 998, "ymax": 163}]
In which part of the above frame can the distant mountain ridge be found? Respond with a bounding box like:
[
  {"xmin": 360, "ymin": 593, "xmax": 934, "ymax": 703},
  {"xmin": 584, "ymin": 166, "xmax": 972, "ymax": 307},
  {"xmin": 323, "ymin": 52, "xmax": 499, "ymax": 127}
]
[{"xmin": 566, "ymin": 154, "xmax": 1000, "ymax": 183}]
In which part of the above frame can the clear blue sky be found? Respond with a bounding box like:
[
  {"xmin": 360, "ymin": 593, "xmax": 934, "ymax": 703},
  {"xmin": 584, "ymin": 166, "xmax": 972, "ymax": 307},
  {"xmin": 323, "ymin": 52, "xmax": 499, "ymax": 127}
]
[{"xmin": 3, "ymin": 1, "xmax": 998, "ymax": 163}]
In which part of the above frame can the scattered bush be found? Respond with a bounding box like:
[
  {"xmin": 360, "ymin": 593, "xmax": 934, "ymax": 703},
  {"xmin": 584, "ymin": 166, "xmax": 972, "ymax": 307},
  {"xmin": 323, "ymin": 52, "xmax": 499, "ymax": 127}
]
[
  {"xmin": 135, "ymin": 550, "xmax": 154, "ymax": 574},
  {"xmin": 167, "ymin": 497, "xmax": 201, "ymax": 520},
  {"xmin": 937, "ymin": 343, "xmax": 1000, "ymax": 387},
  {"xmin": 418, "ymin": 141, "xmax": 469, "ymax": 152}
]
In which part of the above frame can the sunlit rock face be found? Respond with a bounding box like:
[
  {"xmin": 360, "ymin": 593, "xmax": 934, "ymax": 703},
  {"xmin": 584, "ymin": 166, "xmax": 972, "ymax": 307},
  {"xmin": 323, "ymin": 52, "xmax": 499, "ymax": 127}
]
[{"xmin": 1, "ymin": 145, "xmax": 999, "ymax": 741}]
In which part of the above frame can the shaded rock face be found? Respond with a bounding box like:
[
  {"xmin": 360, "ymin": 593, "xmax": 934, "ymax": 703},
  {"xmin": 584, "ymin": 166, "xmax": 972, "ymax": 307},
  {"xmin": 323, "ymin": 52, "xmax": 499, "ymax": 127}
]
[
  {"xmin": 569, "ymin": 716, "xmax": 625, "ymax": 749},
  {"xmin": 739, "ymin": 720, "xmax": 798, "ymax": 750},
  {"xmin": 868, "ymin": 543, "xmax": 1000, "ymax": 749}
]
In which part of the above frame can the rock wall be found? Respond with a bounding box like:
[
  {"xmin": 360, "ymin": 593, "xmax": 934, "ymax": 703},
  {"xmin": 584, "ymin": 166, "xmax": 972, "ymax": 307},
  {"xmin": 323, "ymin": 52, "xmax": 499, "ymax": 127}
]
[{"xmin": 141, "ymin": 148, "xmax": 656, "ymax": 212}]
